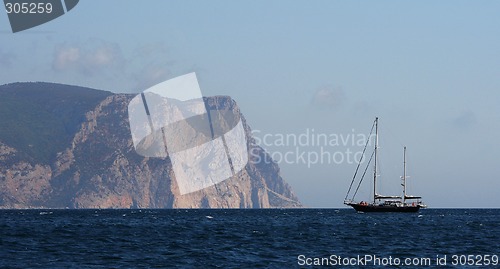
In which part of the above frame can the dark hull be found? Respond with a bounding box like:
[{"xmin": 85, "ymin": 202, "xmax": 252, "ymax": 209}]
[{"xmin": 347, "ymin": 203, "xmax": 420, "ymax": 213}]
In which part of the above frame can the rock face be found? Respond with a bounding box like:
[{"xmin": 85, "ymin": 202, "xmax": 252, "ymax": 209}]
[{"xmin": 0, "ymin": 82, "xmax": 301, "ymax": 209}]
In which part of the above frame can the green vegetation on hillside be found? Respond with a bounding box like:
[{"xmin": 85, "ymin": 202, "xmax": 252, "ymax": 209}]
[{"xmin": 0, "ymin": 82, "xmax": 113, "ymax": 163}]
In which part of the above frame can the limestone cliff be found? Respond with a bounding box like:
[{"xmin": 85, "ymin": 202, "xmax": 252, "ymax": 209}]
[{"xmin": 0, "ymin": 82, "xmax": 301, "ymax": 208}]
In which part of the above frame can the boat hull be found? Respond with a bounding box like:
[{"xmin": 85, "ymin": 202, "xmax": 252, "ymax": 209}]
[{"xmin": 347, "ymin": 203, "xmax": 420, "ymax": 213}]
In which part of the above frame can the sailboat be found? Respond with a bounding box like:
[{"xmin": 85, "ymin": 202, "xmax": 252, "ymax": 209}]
[{"xmin": 344, "ymin": 117, "xmax": 426, "ymax": 213}]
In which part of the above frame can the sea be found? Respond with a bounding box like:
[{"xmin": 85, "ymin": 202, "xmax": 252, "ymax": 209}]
[{"xmin": 0, "ymin": 209, "xmax": 498, "ymax": 268}]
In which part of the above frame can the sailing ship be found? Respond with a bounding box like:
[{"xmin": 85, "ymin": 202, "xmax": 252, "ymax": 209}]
[{"xmin": 344, "ymin": 117, "xmax": 426, "ymax": 213}]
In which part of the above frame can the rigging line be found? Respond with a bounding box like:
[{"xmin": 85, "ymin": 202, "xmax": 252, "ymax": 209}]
[
  {"xmin": 344, "ymin": 119, "xmax": 376, "ymax": 201},
  {"xmin": 351, "ymin": 150, "xmax": 375, "ymax": 201}
]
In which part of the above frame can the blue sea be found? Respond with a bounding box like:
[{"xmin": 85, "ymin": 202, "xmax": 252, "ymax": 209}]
[{"xmin": 0, "ymin": 209, "xmax": 499, "ymax": 268}]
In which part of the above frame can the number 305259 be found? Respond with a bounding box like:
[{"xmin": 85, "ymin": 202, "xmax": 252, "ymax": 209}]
[{"xmin": 5, "ymin": 2, "xmax": 53, "ymax": 14}]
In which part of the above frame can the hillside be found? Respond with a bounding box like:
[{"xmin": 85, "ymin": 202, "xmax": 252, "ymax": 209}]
[{"xmin": 0, "ymin": 82, "xmax": 301, "ymax": 208}]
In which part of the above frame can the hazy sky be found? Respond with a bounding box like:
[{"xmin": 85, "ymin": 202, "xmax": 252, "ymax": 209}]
[{"xmin": 1, "ymin": 1, "xmax": 499, "ymax": 208}]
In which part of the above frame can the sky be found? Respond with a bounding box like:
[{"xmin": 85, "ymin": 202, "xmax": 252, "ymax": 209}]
[{"xmin": 1, "ymin": 1, "xmax": 500, "ymax": 208}]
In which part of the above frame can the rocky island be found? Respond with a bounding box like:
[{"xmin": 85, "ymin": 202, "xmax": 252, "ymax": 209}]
[{"xmin": 0, "ymin": 82, "xmax": 301, "ymax": 209}]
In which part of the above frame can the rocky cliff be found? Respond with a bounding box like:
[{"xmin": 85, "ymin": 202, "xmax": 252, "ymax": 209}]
[{"xmin": 0, "ymin": 82, "xmax": 301, "ymax": 208}]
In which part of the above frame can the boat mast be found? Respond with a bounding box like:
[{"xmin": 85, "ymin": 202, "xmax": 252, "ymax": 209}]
[
  {"xmin": 373, "ymin": 117, "xmax": 378, "ymax": 204},
  {"xmin": 402, "ymin": 146, "xmax": 407, "ymax": 204}
]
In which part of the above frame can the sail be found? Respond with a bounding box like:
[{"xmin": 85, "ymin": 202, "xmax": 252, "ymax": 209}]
[
  {"xmin": 375, "ymin": 194, "xmax": 401, "ymax": 199},
  {"xmin": 404, "ymin": 195, "xmax": 422, "ymax": 199}
]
